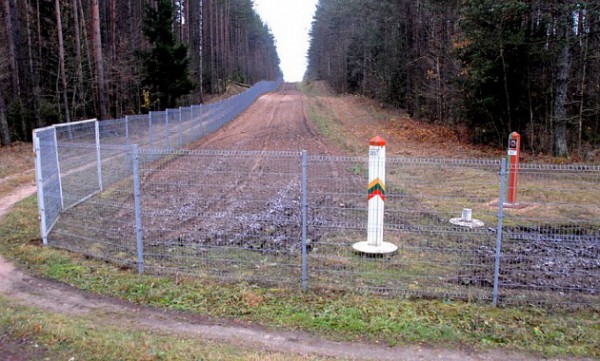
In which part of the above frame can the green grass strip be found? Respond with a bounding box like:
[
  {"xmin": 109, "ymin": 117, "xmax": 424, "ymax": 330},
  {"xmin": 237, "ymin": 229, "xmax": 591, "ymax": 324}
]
[{"xmin": 1, "ymin": 197, "xmax": 598, "ymax": 358}]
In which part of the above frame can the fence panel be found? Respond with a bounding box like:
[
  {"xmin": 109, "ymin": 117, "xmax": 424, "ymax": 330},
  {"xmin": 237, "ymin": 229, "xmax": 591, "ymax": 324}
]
[
  {"xmin": 33, "ymin": 78, "xmax": 599, "ymax": 308},
  {"xmin": 54, "ymin": 120, "xmax": 100, "ymax": 209},
  {"xmin": 306, "ymin": 156, "xmax": 502, "ymax": 302},
  {"xmin": 36, "ymin": 79, "xmax": 282, "ymax": 245},
  {"xmin": 498, "ymin": 163, "xmax": 600, "ymax": 307},
  {"xmin": 135, "ymin": 150, "xmax": 303, "ymax": 287},
  {"xmin": 49, "ymin": 145, "xmax": 138, "ymax": 267}
]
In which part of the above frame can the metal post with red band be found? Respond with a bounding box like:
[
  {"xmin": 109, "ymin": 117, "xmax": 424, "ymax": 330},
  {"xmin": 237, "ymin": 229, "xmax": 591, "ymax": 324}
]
[{"xmin": 506, "ymin": 131, "xmax": 521, "ymax": 205}]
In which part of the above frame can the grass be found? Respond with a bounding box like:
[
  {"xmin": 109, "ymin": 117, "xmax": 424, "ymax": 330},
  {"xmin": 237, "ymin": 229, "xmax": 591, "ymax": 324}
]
[
  {"xmin": 299, "ymin": 84, "xmax": 360, "ymax": 154},
  {"xmin": 0, "ymin": 170, "xmax": 34, "ymax": 199},
  {"xmin": 0, "ymin": 142, "xmax": 35, "ymax": 198},
  {"xmin": 0, "ymin": 142, "xmax": 34, "ymax": 179},
  {"xmin": 1, "ymin": 197, "xmax": 599, "ymax": 359},
  {"xmin": 0, "ymin": 297, "xmax": 327, "ymax": 361}
]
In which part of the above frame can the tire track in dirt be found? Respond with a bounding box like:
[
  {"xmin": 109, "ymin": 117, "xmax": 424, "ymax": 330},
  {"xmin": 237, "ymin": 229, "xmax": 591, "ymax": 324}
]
[
  {"xmin": 0, "ymin": 256, "xmax": 581, "ymax": 361},
  {"xmin": 0, "ymin": 184, "xmax": 36, "ymax": 219}
]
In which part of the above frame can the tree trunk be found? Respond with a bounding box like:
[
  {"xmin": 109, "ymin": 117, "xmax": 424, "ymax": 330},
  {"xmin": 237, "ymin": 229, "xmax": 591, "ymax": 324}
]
[
  {"xmin": 500, "ymin": 47, "xmax": 513, "ymax": 133},
  {"xmin": 198, "ymin": 0, "xmax": 204, "ymax": 101},
  {"xmin": 3, "ymin": 0, "xmax": 20, "ymax": 96},
  {"xmin": 576, "ymin": 8, "xmax": 589, "ymax": 156},
  {"xmin": 209, "ymin": 0, "xmax": 216, "ymax": 93},
  {"xmin": 55, "ymin": 0, "xmax": 71, "ymax": 124},
  {"xmin": 0, "ymin": 86, "xmax": 10, "ymax": 146},
  {"xmin": 90, "ymin": 0, "xmax": 108, "ymax": 119},
  {"xmin": 71, "ymin": 0, "xmax": 84, "ymax": 119},
  {"xmin": 79, "ymin": 0, "xmax": 95, "ymax": 117},
  {"xmin": 25, "ymin": 0, "xmax": 42, "ymax": 128},
  {"xmin": 110, "ymin": 0, "xmax": 118, "ymax": 117},
  {"xmin": 3, "ymin": 0, "xmax": 26, "ymax": 139},
  {"xmin": 552, "ymin": 5, "xmax": 571, "ymax": 158}
]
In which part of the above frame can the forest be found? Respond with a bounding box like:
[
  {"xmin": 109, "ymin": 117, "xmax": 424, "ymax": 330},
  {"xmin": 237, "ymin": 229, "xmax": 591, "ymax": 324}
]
[
  {"xmin": 306, "ymin": 0, "xmax": 600, "ymax": 156},
  {"xmin": 0, "ymin": 0, "xmax": 281, "ymax": 145}
]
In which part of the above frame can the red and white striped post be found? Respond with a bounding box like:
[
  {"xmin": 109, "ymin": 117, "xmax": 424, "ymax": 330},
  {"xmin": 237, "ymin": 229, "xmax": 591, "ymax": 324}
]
[
  {"xmin": 506, "ymin": 131, "xmax": 521, "ymax": 206},
  {"xmin": 353, "ymin": 136, "xmax": 398, "ymax": 255}
]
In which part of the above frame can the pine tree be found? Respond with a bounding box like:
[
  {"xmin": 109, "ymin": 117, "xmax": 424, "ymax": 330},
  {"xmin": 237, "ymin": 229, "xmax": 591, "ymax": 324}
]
[
  {"xmin": 457, "ymin": 0, "xmax": 530, "ymax": 145},
  {"xmin": 139, "ymin": 0, "xmax": 194, "ymax": 109}
]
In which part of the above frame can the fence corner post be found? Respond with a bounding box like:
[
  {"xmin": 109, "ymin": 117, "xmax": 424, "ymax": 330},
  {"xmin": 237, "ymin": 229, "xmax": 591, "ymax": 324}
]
[
  {"xmin": 493, "ymin": 158, "xmax": 507, "ymax": 306},
  {"xmin": 132, "ymin": 144, "xmax": 144, "ymax": 274},
  {"xmin": 33, "ymin": 132, "xmax": 48, "ymax": 245}
]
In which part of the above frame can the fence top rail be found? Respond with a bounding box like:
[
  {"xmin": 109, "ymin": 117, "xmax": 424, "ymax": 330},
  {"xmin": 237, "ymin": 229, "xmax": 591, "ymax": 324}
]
[
  {"xmin": 55, "ymin": 118, "xmax": 97, "ymax": 129},
  {"xmin": 136, "ymin": 148, "xmax": 302, "ymax": 157},
  {"xmin": 54, "ymin": 142, "xmax": 130, "ymax": 151},
  {"xmin": 32, "ymin": 126, "xmax": 55, "ymax": 136},
  {"xmin": 517, "ymin": 163, "xmax": 600, "ymax": 172},
  {"xmin": 33, "ymin": 118, "xmax": 98, "ymax": 136},
  {"xmin": 307, "ymin": 155, "xmax": 502, "ymax": 165},
  {"xmin": 99, "ymin": 118, "xmax": 127, "ymax": 126},
  {"xmin": 127, "ymin": 114, "xmax": 150, "ymax": 121}
]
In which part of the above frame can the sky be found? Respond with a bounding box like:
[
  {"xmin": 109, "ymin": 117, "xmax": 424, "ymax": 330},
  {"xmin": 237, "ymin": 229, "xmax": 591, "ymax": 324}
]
[{"xmin": 253, "ymin": 0, "xmax": 319, "ymax": 82}]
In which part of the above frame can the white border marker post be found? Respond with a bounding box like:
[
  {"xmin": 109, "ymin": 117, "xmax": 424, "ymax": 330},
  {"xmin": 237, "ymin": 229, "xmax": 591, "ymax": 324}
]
[{"xmin": 353, "ymin": 136, "xmax": 398, "ymax": 255}]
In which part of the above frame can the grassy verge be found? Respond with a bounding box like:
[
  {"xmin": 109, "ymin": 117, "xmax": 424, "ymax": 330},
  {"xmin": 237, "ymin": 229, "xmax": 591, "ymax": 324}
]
[
  {"xmin": 298, "ymin": 82, "xmax": 360, "ymax": 154},
  {"xmin": 0, "ymin": 297, "xmax": 324, "ymax": 361},
  {"xmin": 0, "ymin": 142, "xmax": 34, "ymax": 179},
  {"xmin": 0, "ymin": 170, "xmax": 35, "ymax": 199},
  {"xmin": 1, "ymin": 197, "xmax": 599, "ymax": 359},
  {"xmin": 0, "ymin": 142, "xmax": 35, "ymax": 199}
]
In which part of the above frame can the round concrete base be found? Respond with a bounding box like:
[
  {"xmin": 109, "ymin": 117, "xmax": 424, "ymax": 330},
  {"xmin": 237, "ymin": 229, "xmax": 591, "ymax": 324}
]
[
  {"xmin": 449, "ymin": 218, "xmax": 484, "ymax": 228},
  {"xmin": 352, "ymin": 241, "xmax": 398, "ymax": 255},
  {"xmin": 503, "ymin": 202, "xmax": 529, "ymax": 209}
]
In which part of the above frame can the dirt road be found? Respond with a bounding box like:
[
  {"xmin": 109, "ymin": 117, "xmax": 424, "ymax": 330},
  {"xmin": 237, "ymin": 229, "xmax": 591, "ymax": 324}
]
[
  {"xmin": 0, "ymin": 85, "xmax": 589, "ymax": 360},
  {"xmin": 195, "ymin": 83, "xmax": 338, "ymax": 154}
]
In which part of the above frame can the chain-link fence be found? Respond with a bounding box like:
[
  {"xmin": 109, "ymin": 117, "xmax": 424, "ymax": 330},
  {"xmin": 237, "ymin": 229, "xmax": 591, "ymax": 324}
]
[
  {"xmin": 32, "ymin": 92, "xmax": 599, "ymax": 309},
  {"xmin": 33, "ymin": 80, "xmax": 282, "ymax": 239}
]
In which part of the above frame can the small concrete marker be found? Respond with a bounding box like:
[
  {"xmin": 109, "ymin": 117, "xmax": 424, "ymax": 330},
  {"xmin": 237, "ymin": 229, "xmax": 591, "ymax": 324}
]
[
  {"xmin": 353, "ymin": 136, "xmax": 398, "ymax": 256},
  {"xmin": 449, "ymin": 208, "xmax": 484, "ymax": 228}
]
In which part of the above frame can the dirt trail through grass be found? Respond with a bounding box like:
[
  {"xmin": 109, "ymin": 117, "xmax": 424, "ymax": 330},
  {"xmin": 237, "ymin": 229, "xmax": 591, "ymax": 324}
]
[
  {"xmin": 0, "ymin": 85, "xmax": 592, "ymax": 360},
  {"xmin": 0, "ymin": 255, "xmax": 577, "ymax": 361}
]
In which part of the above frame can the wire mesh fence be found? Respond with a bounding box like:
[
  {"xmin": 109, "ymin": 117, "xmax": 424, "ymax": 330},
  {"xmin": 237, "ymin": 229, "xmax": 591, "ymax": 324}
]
[
  {"xmin": 498, "ymin": 163, "xmax": 600, "ymax": 307},
  {"xmin": 306, "ymin": 157, "xmax": 504, "ymax": 303},
  {"xmin": 32, "ymin": 85, "xmax": 599, "ymax": 308},
  {"xmin": 33, "ymin": 80, "xmax": 281, "ymax": 241}
]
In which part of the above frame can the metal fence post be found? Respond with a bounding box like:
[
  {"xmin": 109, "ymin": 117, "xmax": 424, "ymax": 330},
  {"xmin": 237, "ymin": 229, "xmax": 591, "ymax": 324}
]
[
  {"xmin": 190, "ymin": 106, "xmax": 196, "ymax": 142},
  {"xmin": 33, "ymin": 133, "xmax": 48, "ymax": 245},
  {"xmin": 165, "ymin": 111, "xmax": 171, "ymax": 150},
  {"xmin": 95, "ymin": 120, "xmax": 103, "ymax": 192},
  {"xmin": 178, "ymin": 108, "xmax": 183, "ymax": 149},
  {"xmin": 301, "ymin": 150, "xmax": 308, "ymax": 290},
  {"xmin": 125, "ymin": 116, "xmax": 131, "ymax": 171},
  {"xmin": 132, "ymin": 144, "xmax": 144, "ymax": 274},
  {"xmin": 125, "ymin": 115, "xmax": 130, "ymax": 148},
  {"xmin": 198, "ymin": 105, "xmax": 205, "ymax": 139},
  {"xmin": 493, "ymin": 158, "xmax": 507, "ymax": 306},
  {"xmin": 52, "ymin": 127, "xmax": 64, "ymax": 209},
  {"xmin": 149, "ymin": 112, "xmax": 154, "ymax": 156}
]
